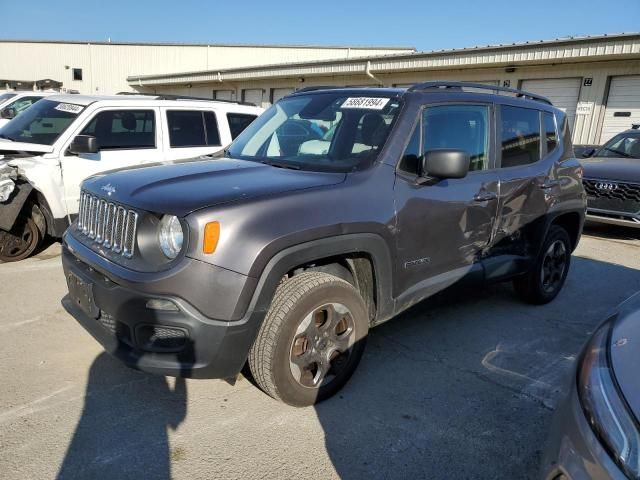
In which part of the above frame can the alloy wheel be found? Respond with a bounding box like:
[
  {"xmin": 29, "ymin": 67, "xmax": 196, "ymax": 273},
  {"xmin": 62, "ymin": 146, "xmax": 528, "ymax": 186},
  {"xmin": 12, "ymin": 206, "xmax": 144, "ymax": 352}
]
[{"xmin": 289, "ymin": 302, "xmax": 356, "ymax": 388}]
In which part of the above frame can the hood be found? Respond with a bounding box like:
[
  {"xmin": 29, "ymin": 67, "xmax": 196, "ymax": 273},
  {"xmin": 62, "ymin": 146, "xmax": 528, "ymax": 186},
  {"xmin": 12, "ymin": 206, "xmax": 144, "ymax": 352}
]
[
  {"xmin": 580, "ymin": 156, "xmax": 640, "ymax": 183},
  {"xmin": 610, "ymin": 292, "xmax": 640, "ymax": 425},
  {"xmin": 82, "ymin": 157, "xmax": 346, "ymax": 216},
  {"xmin": 0, "ymin": 139, "xmax": 53, "ymax": 156}
]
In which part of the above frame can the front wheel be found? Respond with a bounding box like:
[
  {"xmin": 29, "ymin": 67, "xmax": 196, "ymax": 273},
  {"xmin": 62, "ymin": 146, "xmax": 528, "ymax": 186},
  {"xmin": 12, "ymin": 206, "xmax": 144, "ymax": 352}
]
[
  {"xmin": 0, "ymin": 214, "xmax": 41, "ymax": 262},
  {"xmin": 513, "ymin": 225, "xmax": 571, "ymax": 304},
  {"xmin": 248, "ymin": 271, "xmax": 369, "ymax": 407}
]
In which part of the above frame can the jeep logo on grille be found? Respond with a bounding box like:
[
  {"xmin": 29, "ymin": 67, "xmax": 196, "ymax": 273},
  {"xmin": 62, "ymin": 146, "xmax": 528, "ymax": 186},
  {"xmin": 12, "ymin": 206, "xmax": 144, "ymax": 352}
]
[
  {"xmin": 596, "ymin": 182, "xmax": 618, "ymax": 191},
  {"xmin": 101, "ymin": 183, "xmax": 116, "ymax": 196}
]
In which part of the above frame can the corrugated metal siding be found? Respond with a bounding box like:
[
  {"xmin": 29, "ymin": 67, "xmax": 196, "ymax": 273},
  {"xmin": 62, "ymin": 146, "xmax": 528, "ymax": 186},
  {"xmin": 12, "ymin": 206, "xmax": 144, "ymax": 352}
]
[
  {"xmin": 0, "ymin": 42, "xmax": 412, "ymax": 95},
  {"xmin": 130, "ymin": 34, "xmax": 640, "ymax": 86}
]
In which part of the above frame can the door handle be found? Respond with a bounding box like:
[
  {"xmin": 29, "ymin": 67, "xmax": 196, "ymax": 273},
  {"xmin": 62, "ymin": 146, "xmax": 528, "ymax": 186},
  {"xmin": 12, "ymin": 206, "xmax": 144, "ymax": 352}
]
[
  {"xmin": 539, "ymin": 179, "xmax": 561, "ymax": 189},
  {"xmin": 474, "ymin": 191, "xmax": 497, "ymax": 202}
]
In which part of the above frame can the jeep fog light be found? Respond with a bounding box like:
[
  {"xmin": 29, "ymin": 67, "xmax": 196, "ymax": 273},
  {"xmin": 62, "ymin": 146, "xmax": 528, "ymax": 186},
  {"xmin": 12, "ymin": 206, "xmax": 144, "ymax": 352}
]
[
  {"xmin": 0, "ymin": 179, "xmax": 15, "ymax": 203},
  {"xmin": 158, "ymin": 215, "xmax": 184, "ymax": 259}
]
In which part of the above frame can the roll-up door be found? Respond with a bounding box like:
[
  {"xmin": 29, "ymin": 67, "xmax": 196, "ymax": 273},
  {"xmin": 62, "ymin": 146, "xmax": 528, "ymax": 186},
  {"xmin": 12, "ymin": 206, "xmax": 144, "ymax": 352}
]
[
  {"xmin": 520, "ymin": 78, "xmax": 581, "ymax": 129},
  {"xmin": 214, "ymin": 90, "xmax": 235, "ymax": 101},
  {"xmin": 272, "ymin": 88, "xmax": 294, "ymax": 103},
  {"xmin": 242, "ymin": 89, "xmax": 264, "ymax": 106},
  {"xmin": 600, "ymin": 75, "xmax": 640, "ymax": 143}
]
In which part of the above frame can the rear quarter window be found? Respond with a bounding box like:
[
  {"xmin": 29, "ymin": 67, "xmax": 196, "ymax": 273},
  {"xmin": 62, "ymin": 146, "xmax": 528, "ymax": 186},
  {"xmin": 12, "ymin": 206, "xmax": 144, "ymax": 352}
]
[
  {"xmin": 227, "ymin": 113, "xmax": 258, "ymax": 140},
  {"xmin": 167, "ymin": 110, "xmax": 221, "ymax": 148}
]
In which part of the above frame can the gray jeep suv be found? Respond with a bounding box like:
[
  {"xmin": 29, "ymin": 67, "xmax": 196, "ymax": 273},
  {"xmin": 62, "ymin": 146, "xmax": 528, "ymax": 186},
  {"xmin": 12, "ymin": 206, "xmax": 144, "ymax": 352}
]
[{"xmin": 61, "ymin": 82, "xmax": 586, "ymax": 406}]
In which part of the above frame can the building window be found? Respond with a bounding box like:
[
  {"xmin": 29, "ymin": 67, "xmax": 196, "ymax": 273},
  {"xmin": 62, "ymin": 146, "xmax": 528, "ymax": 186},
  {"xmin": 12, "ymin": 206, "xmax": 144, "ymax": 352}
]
[{"xmin": 73, "ymin": 68, "xmax": 83, "ymax": 81}]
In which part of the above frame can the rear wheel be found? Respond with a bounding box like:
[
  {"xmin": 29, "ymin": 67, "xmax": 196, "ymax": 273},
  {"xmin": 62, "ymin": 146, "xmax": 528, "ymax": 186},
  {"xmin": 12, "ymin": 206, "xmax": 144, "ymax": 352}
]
[
  {"xmin": 0, "ymin": 214, "xmax": 41, "ymax": 262},
  {"xmin": 248, "ymin": 272, "xmax": 369, "ymax": 407},
  {"xmin": 513, "ymin": 225, "xmax": 571, "ymax": 304}
]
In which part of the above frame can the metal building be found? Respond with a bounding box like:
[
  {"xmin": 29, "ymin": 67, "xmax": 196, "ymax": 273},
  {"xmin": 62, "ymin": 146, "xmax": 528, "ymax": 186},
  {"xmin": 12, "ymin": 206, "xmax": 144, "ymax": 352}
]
[
  {"xmin": 0, "ymin": 39, "xmax": 415, "ymax": 96},
  {"xmin": 127, "ymin": 33, "xmax": 640, "ymax": 145}
]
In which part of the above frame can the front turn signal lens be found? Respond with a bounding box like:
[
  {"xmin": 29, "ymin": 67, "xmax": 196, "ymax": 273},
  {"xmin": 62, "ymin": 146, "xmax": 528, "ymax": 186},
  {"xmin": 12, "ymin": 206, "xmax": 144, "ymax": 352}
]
[{"xmin": 203, "ymin": 222, "xmax": 220, "ymax": 254}]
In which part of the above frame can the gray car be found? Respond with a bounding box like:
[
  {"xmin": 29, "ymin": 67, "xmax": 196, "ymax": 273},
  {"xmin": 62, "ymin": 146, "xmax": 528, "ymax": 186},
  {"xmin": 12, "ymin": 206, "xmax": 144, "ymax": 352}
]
[
  {"xmin": 61, "ymin": 82, "xmax": 586, "ymax": 406},
  {"xmin": 542, "ymin": 292, "xmax": 640, "ymax": 480},
  {"xmin": 581, "ymin": 126, "xmax": 640, "ymax": 229}
]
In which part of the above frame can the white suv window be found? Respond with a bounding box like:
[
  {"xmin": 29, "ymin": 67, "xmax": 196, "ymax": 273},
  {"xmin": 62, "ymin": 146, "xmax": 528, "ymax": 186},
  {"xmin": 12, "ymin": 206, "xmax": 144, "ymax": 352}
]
[
  {"xmin": 81, "ymin": 110, "xmax": 156, "ymax": 150},
  {"xmin": 167, "ymin": 110, "xmax": 221, "ymax": 147}
]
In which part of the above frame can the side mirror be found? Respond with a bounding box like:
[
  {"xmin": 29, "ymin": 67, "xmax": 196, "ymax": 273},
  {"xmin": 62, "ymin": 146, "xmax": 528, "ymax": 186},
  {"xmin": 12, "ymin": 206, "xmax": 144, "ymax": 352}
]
[
  {"xmin": 421, "ymin": 149, "xmax": 470, "ymax": 180},
  {"xmin": 582, "ymin": 148, "xmax": 596, "ymax": 158},
  {"xmin": 68, "ymin": 135, "xmax": 99, "ymax": 155},
  {"xmin": 0, "ymin": 107, "xmax": 16, "ymax": 119}
]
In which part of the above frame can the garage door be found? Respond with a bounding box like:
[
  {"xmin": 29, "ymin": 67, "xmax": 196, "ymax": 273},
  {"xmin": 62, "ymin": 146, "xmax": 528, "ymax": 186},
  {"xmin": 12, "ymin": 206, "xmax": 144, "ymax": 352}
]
[
  {"xmin": 272, "ymin": 88, "xmax": 294, "ymax": 103},
  {"xmin": 214, "ymin": 90, "xmax": 236, "ymax": 101},
  {"xmin": 520, "ymin": 78, "xmax": 581, "ymax": 129},
  {"xmin": 242, "ymin": 89, "xmax": 264, "ymax": 106},
  {"xmin": 600, "ymin": 75, "xmax": 640, "ymax": 143}
]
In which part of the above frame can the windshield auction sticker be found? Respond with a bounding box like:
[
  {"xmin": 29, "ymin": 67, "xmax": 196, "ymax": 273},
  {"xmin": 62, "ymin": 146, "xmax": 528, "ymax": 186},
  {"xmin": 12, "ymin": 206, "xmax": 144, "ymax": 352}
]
[
  {"xmin": 54, "ymin": 103, "xmax": 83, "ymax": 114},
  {"xmin": 341, "ymin": 97, "xmax": 390, "ymax": 110}
]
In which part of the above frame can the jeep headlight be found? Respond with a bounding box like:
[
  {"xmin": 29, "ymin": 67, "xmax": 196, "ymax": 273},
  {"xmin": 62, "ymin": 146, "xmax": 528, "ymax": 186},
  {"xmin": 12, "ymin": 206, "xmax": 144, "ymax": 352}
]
[
  {"xmin": 157, "ymin": 215, "xmax": 184, "ymax": 259},
  {"xmin": 578, "ymin": 321, "xmax": 640, "ymax": 478},
  {"xmin": 0, "ymin": 178, "xmax": 15, "ymax": 203}
]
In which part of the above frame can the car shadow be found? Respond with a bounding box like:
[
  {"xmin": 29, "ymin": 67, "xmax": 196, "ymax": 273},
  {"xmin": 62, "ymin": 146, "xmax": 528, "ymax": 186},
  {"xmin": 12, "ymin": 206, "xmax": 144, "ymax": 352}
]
[
  {"xmin": 56, "ymin": 351, "xmax": 189, "ymax": 480},
  {"xmin": 314, "ymin": 255, "xmax": 640, "ymax": 479}
]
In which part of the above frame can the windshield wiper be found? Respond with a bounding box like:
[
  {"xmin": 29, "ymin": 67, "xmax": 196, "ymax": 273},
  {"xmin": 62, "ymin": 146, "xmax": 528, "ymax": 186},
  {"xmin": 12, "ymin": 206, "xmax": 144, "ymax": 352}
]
[
  {"xmin": 0, "ymin": 134, "xmax": 15, "ymax": 142},
  {"xmin": 261, "ymin": 160, "xmax": 301, "ymax": 170},
  {"xmin": 602, "ymin": 147, "xmax": 631, "ymax": 158}
]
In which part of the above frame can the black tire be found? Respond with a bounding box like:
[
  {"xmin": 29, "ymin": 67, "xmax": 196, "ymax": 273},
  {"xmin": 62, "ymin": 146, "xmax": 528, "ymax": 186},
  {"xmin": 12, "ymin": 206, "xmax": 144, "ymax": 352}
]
[
  {"xmin": 0, "ymin": 214, "xmax": 42, "ymax": 262},
  {"xmin": 248, "ymin": 271, "xmax": 369, "ymax": 407},
  {"xmin": 513, "ymin": 225, "xmax": 571, "ymax": 305}
]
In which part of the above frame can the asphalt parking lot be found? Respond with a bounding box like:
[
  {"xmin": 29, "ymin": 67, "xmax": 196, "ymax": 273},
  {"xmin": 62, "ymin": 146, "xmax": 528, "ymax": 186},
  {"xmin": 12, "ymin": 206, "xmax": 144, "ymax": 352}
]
[{"xmin": 1, "ymin": 225, "xmax": 639, "ymax": 480}]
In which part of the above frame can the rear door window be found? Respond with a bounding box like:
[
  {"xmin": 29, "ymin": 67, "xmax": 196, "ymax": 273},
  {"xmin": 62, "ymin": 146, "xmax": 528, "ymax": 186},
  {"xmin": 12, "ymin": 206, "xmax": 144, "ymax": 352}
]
[
  {"xmin": 500, "ymin": 106, "xmax": 541, "ymax": 167},
  {"xmin": 81, "ymin": 110, "xmax": 155, "ymax": 150},
  {"xmin": 167, "ymin": 110, "xmax": 221, "ymax": 147},
  {"xmin": 227, "ymin": 113, "xmax": 257, "ymax": 140}
]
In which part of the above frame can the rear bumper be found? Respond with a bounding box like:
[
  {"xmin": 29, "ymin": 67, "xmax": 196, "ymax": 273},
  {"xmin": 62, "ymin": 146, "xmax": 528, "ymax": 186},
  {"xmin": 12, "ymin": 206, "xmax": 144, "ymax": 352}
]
[
  {"xmin": 61, "ymin": 236, "xmax": 265, "ymax": 379},
  {"xmin": 541, "ymin": 383, "xmax": 626, "ymax": 480}
]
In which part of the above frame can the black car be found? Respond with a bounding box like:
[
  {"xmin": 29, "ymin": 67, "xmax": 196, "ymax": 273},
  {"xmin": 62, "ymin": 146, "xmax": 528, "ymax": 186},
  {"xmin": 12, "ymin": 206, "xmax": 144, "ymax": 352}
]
[
  {"xmin": 581, "ymin": 126, "xmax": 640, "ymax": 229},
  {"xmin": 61, "ymin": 82, "xmax": 586, "ymax": 406}
]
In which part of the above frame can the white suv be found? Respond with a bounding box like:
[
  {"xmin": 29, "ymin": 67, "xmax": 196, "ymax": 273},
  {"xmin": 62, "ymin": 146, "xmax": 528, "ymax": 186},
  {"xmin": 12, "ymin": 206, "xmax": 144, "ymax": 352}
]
[
  {"xmin": 0, "ymin": 91, "xmax": 57, "ymax": 127},
  {"xmin": 0, "ymin": 94, "xmax": 263, "ymax": 261}
]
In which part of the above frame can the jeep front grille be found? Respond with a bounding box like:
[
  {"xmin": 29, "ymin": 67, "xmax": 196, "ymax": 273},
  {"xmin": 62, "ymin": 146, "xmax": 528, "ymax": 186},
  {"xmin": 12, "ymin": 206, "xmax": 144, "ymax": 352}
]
[{"xmin": 77, "ymin": 191, "xmax": 138, "ymax": 258}]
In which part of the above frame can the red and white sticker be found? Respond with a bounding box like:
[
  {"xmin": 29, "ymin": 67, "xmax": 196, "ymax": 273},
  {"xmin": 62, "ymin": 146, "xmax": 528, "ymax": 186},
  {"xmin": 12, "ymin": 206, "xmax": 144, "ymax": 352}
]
[
  {"xmin": 54, "ymin": 103, "xmax": 83, "ymax": 114},
  {"xmin": 341, "ymin": 97, "xmax": 390, "ymax": 110}
]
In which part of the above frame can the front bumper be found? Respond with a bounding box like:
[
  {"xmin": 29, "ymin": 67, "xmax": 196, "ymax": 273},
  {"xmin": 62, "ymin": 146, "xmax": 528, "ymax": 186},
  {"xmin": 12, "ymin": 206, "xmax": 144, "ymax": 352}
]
[
  {"xmin": 586, "ymin": 210, "xmax": 640, "ymax": 229},
  {"xmin": 61, "ymin": 234, "xmax": 265, "ymax": 379},
  {"xmin": 541, "ymin": 382, "xmax": 627, "ymax": 480}
]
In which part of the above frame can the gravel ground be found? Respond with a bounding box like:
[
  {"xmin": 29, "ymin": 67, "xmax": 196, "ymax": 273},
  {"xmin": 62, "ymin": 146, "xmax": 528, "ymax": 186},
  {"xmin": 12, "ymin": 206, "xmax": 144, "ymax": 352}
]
[{"xmin": 0, "ymin": 224, "xmax": 638, "ymax": 480}]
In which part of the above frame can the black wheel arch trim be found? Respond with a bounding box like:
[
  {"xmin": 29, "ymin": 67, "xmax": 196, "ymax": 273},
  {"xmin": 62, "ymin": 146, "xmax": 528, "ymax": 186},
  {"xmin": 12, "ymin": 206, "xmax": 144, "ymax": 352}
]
[
  {"xmin": 247, "ymin": 233, "xmax": 395, "ymax": 326},
  {"xmin": 532, "ymin": 208, "xmax": 585, "ymax": 259}
]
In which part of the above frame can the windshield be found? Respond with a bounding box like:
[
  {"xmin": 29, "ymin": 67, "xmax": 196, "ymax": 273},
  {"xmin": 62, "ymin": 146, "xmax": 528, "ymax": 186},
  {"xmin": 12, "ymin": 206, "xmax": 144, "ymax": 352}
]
[
  {"xmin": 0, "ymin": 93, "xmax": 17, "ymax": 103},
  {"xmin": 227, "ymin": 93, "xmax": 402, "ymax": 172},
  {"xmin": 0, "ymin": 99, "xmax": 84, "ymax": 145},
  {"xmin": 596, "ymin": 132, "xmax": 640, "ymax": 159}
]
